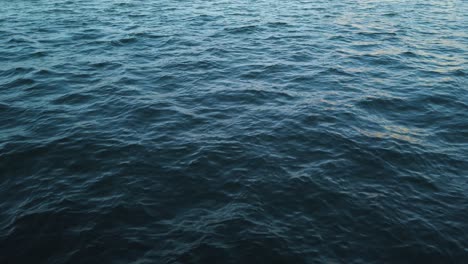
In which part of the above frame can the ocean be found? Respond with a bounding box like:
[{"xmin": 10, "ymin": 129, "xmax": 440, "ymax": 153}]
[{"xmin": 1, "ymin": 0, "xmax": 467, "ymax": 263}]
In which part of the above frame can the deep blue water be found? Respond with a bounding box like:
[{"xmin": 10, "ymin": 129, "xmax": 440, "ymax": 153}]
[{"xmin": 1, "ymin": 0, "xmax": 467, "ymax": 263}]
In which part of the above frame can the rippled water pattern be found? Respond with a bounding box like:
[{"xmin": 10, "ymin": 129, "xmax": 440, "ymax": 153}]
[{"xmin": 1, "ymin": 0, "xmax": 467, "ymax": 263}]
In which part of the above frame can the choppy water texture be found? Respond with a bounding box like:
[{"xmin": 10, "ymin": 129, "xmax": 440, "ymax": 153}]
[{"xmin": 1, "ymin": 0, "xmax": 468, "ymax": 263}]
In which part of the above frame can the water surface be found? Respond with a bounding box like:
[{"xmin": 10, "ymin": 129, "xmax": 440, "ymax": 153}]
[{"xmin": 1, "ymin": 0, "xmax": 467, "ymax": 263}]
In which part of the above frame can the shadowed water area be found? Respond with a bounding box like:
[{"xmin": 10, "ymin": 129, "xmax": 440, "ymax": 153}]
[{"xmin": 1, "ymin": 0, "xmax": 467, "ymax": 263}]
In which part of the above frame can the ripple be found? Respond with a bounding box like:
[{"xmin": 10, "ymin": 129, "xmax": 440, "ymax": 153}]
[
  {"xmin": 1, "ymin": 0, "xmax": 467, "ymax": 263},
  {"xmin": 224, "ymin": 25, "xmax": 262, "ymax": 34}
]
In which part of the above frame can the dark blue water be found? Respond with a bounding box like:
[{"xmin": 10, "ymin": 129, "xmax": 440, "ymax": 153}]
[{"xmin": 1, "ymin": 0, "xmax": 467, "ymax": 263}]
